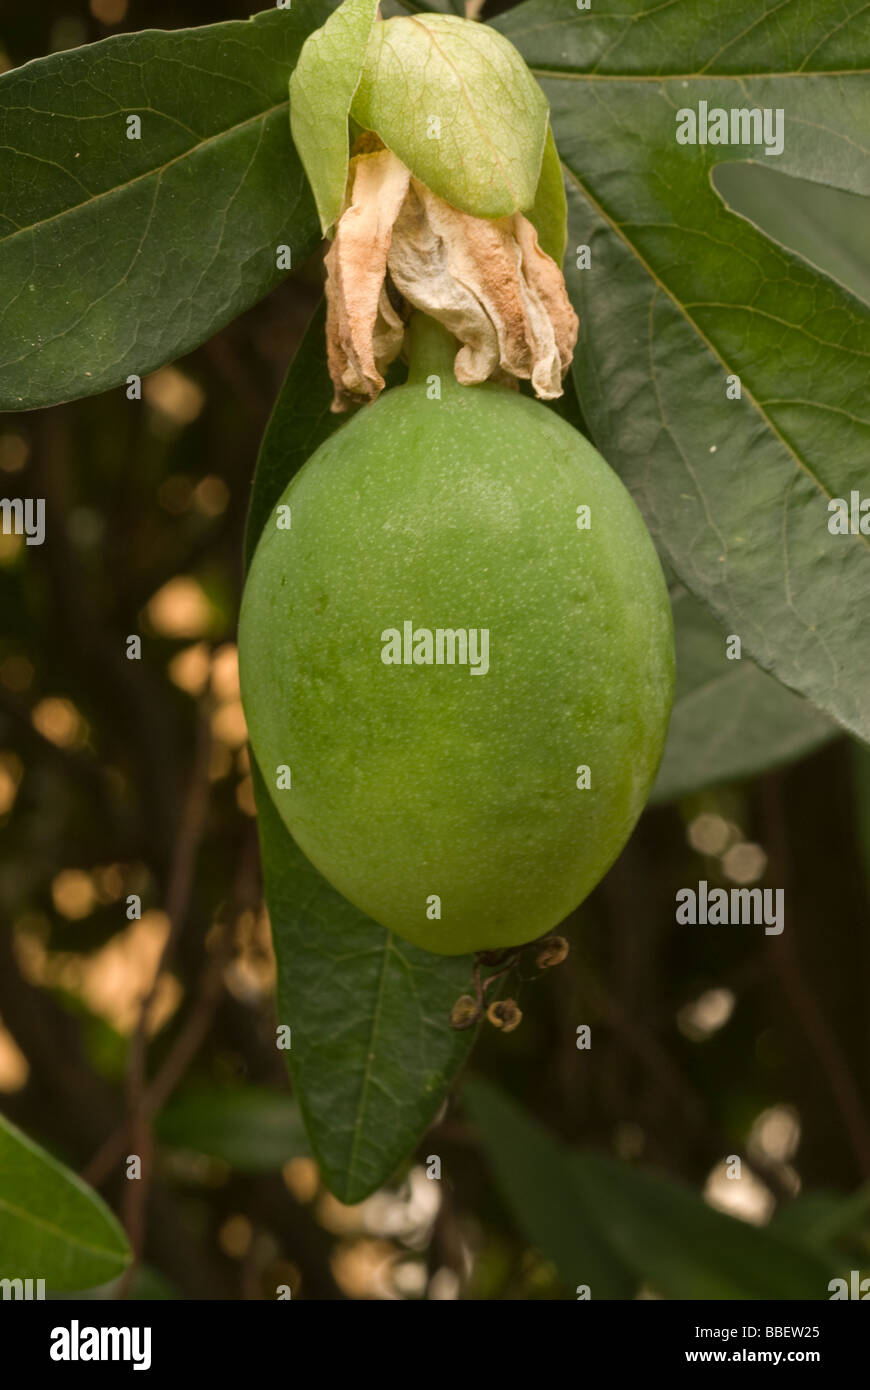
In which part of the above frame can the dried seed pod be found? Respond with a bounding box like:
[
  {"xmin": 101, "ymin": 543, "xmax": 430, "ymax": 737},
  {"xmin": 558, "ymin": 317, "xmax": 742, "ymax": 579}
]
[
  {"xmin": 535, "ymin": 936, "xmax": 570, "ymax": 969},
  {"xmin": 449, "ymin": 994, "xmax": 480, "ymax": 1029},
  {"xmin": 487, "ymin": 999, "xmax": 523, "ymax": 1033}
]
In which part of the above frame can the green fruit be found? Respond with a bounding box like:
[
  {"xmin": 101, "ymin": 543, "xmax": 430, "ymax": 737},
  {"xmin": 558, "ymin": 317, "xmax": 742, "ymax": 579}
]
[{"xmin": 239, "ymin": 317, "xmax": 674, "ymax": 956}]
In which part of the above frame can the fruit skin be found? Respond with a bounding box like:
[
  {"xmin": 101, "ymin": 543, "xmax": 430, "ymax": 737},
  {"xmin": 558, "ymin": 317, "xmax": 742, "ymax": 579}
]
[{"xmin": 239, "ymin": 326, "xmax": 674, "ymax": 955}]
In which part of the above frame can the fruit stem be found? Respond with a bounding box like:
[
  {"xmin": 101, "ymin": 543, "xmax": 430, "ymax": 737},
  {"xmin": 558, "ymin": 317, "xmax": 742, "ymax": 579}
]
[{"xmin": 405, "ymin": 312, "xmax": 459, "ymax": 387}]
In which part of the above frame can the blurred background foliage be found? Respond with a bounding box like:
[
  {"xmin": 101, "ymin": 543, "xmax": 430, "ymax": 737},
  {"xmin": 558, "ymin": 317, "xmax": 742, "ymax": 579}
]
[{"xmin": 0, "ymin": 0, "xmax": 868, "ymax": 1300}]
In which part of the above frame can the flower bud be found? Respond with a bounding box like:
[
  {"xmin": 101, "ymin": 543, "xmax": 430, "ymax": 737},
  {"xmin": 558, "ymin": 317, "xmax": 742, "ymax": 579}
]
[{"xmin": 352, "ymin": 14, "xmax": 548, "ymax": 219}]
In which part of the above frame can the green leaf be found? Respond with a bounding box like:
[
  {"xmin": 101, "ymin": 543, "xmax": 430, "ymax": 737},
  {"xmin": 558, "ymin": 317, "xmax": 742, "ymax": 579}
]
[
  {"xmin": 466, "ymin": 1078, "xmax": 834, "ymax": 1300},
  {"xmin": 770, "ymin": 1185, "xmax": 870, "ymax": 1252},
  {"xmin": 352, "ymin": 14, "xmax": 548, "ymax": 216},
  {"xmin": 571, "ymin": 1154, "xmax": 836, "ymax": 1300},
  {"xmin": 254, "ymin": 762, "xmax": 475, "ymax": 1204},
  {"xmin": 244, "ymin": 297, "xmax": 409, "ymax": 568},
  {"xmin": 244, "ymin": 298, "xmax": 336, "ymax": 571},
  {"xmin": 714, "ymin": 164, "xmax": 870, "ymax": 308},
  {"xmin": 245, "ymin": 316, "xmax": 474, "ymax": 1204},
  {"xmin": 0, "ymin": 1112, "xmax": 130, "ymax": 1291},
  {"xmin": 528, "ymin": 125, "xmax": 567, "ymax": 265},
  {"xmin": 155, "ymin": 1085, "xmax": 310, "ymax": 1172},
  {"xmin": 0, "ymin": 2, "xmax": 333, "ymax": 411},
  {"xmin": 499, "ymin": 0, "xmax": 870, "ymax": 744},
  {"xmin": 463, "ymin": 1079, "xmax": 637, "ymax": 1298},
  {"xmin": 652, "ymin": 588, "xmax": 837, "ymax": 803},
  {"xmin": 290, "ymin": 0, "xmax": 380, "ymax": 236}
]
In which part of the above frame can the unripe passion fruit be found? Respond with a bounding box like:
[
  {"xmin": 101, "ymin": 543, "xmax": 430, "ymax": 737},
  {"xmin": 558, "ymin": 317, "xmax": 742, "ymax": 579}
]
[{"xmin": 239, "ymin": 319, "xmax": 674, "ymax": 955}]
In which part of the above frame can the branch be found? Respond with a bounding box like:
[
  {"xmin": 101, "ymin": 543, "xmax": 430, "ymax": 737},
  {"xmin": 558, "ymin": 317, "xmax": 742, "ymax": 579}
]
[
  {"xmin": 114, "ymin": 689, "xmax": 213, "ymax": 1296},
  {"xmin": 760, "ymin": 772, "xmax": 870, "ymax": 1177}
]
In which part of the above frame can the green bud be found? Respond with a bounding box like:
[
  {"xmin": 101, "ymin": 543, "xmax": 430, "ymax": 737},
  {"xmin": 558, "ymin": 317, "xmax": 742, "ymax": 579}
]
[
  {"xmin": 351, "ymin": 15, "xmax": 549, "ymax": 219},
  {"xmin": 289, "ymin": 0, "xmax": 380, "ymax": 237}
]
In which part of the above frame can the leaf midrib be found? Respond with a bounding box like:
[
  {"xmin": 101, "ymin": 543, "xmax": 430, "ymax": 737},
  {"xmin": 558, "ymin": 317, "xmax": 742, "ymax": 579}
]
[
  {"xmin": 343, "ymin": 932, "xmax": 393, "ymax": 1198},
  {"xmin": 527, "ymin": 66, "xmax": 870, "ymax": 80},
  {"xmin": 0, "ymin": 100, "xmax": 289, "ymax": 251},
  {"xmin": 563, "ymin": 161, "xmax": 870, "ymax": 561},
  {"xmin": 405, "ymin": 15, "xmax": 521, "ymax": 206},
  {"xmin": 0, "ymin": 1194, "xmax": 126, "ymax": 1265}
]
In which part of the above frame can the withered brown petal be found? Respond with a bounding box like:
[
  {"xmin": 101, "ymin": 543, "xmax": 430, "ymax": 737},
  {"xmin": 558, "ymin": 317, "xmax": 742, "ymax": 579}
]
[
  {"xmin": 513, "ymin": 215, "xmax": 579, "ymax": 387},
  {"xmin": 386, "ymin": 181, "xmax": 502, "ymax": 384},
  {"xmin": 324, "ymin": 151, "xmax": 578, "ymax": 408},
  {"xmin": 388, "ymin": 180, "xmax": 578, "ymax": 400},
  {"xmin": 324, "ymin": 148, "xmax": 410, "ymax": 411}
]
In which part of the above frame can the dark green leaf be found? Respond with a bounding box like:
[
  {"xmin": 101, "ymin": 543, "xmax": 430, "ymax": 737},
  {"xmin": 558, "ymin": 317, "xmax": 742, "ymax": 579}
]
[
  {"xmin": 714, "ymin": 165, "xmax": 870, "ymax": 307},
  {"xmin": 0, "ymin": 1112, "xmax": 130, "ymax": 1291},
  {"xmin": 0, "ymin": 2, "xmax": 333, "ymax": 410},
  {"xmin": 466, "ymin": 1078, "xmax": 834, "ymax": 1299},
  {"xmin": 155, "ymin": 1084, "xmax": 310, "ymax": 1172},
  {"xmin": 770, "ymin": 1185, "xmax": 870, "ymax": 1252},
  {"xmin": 244, "ymin": 296, "xmax": 407, "ymax": 567},
  {"xmin": 572, "ymin": 1154, "xmax": 834, "ymax": 1300},
  {"xmin": 254, "ymin": 761, "xmax": 475, "ymax": 1204},
  {"xmin": 463, "ymin": 1079, "xmax": 637, "ymax": 1298},
  {"xmin": 244, "ymin": 298, "xmax": 336, "ymax": 569},
  {"xmin": 499, "ymin": 0, "xmax": 870, "ymax": 743},
  {"xmin": 652, "ymin": 588, "xmax": 837, "ymax": 802}
]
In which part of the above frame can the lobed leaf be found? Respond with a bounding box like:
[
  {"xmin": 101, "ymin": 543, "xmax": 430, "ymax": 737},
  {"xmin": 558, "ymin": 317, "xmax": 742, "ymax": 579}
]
[
  {"xmin": 499, "ymin": 0, "xmax": 870, "ymax": 743},
  {"xmin": 652, "ymin": 587, "xmax": 836, "ymax": 802}
]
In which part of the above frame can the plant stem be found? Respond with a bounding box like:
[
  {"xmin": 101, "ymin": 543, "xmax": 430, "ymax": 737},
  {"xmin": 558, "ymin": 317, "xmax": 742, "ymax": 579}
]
[{"xmin": 405, "ymin": 312, "xmax": 459, "ymax": 386}]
